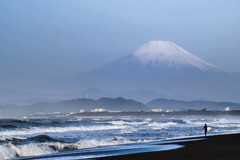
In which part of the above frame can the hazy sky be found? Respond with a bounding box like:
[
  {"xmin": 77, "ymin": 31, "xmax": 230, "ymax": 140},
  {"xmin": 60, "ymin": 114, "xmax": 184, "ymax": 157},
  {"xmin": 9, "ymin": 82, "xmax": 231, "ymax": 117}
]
[{"xmin": 1, "ymin": 0, "xmax": 240, "ymax": 86}]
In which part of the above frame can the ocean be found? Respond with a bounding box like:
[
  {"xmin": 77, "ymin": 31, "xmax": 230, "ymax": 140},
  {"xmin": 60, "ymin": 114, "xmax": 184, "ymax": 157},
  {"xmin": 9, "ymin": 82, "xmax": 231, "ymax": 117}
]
[{"xmin": 0, "ymin": 114, "xmax": 239, "ymax": 159}]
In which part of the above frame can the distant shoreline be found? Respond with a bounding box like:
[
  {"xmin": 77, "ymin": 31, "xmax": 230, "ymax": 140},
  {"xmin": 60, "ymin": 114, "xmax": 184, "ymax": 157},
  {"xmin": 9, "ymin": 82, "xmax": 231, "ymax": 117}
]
[{"xmin": 25, "ymin": 110, "xmax": 240, "ymax": 119}]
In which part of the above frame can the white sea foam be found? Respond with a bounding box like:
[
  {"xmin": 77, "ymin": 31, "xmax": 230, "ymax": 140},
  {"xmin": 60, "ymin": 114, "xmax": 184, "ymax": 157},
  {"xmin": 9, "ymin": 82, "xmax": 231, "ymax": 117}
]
[
  {"xmin": 212, "ymin": 117, "xmax": 240, "ymax": 124},
  {"xmin": 147, "ymin": 122, "xmax": 177, "ymax": 130},
  {"xmin": 214, "ymin": 124, "xmax": 240, "ymax": 128},
  {"xmin": 183, "ymin": 118, "xmax": 208, "ymax": 125},
  {"xmin": 120, "ymin": 129, "xmax": 134, "ymax": 134},
  {"xmin": 0, "ymin": 125, "xmax": 127, "ymax": 137},
  {"xmin": 107, "ymin": 120, "xmax": 148, "ymax": 126},
  {"xmin": 0, "ymin": 143, "xmax": 55, "ymax": 159},
  {"xmin": 0, "ymin": 137, "xmax": 132, "ymax": 159},
  {"xmin": 75, "ymin": 137, "xmax": 132, "ymax": 149}
]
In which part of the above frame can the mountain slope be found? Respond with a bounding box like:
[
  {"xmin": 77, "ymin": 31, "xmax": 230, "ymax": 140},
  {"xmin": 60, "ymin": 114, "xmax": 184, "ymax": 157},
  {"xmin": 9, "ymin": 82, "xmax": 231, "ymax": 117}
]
[
  {"xmin": 60, "ymin": 40, "xmax": 239, "ymax": 102},
  {"xmin": 133, "ymin": 41, "xmax": 220, "ymax": 71}
]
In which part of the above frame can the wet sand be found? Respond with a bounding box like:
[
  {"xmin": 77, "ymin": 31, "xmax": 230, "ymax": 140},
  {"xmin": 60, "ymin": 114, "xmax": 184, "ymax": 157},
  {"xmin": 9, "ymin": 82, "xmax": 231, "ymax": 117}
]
[{"xmin": 98, "ymin": 133, "xmax": 240, "ymax": 160}]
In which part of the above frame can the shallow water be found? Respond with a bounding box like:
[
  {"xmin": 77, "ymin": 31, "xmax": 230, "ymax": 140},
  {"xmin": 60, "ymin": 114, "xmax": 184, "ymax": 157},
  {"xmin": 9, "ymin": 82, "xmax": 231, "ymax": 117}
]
[{"xmin": 0, "ymin": 115, "xmax": 239, "ymax": 159}]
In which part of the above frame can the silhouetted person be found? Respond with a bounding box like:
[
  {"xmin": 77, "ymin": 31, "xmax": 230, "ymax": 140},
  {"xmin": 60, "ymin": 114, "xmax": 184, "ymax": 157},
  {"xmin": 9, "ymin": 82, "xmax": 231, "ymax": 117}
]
[{"xmin": 203, "ymin": 124, "xmax": 208, "ymax": 136}]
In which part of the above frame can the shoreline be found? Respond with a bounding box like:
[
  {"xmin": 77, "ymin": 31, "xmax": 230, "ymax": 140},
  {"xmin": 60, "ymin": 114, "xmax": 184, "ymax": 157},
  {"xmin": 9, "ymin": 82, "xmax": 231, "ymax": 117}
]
[
  {"xmin": 17, "ymin": 133, "xmax": 240, "ymax": 160},
  {"xmin": 98, "ymin": 133, "xmax": 240, "ymax": 160}
]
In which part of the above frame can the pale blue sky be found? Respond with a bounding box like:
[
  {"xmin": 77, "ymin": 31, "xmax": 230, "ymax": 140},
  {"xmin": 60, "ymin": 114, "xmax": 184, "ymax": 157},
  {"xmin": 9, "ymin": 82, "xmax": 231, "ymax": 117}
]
[{"xmin": 0, "ymin": 0, "xmax": 240, "ymax": 85}]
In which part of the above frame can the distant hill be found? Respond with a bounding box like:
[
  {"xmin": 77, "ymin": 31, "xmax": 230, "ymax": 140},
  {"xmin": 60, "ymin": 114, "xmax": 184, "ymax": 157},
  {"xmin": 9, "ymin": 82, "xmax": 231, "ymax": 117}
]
[
  {"xmin": 47, "ymin": 97, "xmax": 148, "ymax": 112},
  {"xmin": 2, "ymin": 97, "xmax": 240, "ymax": 117},
  {"xmin": 0, "ymin": 97, "xmax": 148, "ymax": 117},
  {"xmin": 146, "ymin": 98, "xmax": 240, "ymax": 111}
]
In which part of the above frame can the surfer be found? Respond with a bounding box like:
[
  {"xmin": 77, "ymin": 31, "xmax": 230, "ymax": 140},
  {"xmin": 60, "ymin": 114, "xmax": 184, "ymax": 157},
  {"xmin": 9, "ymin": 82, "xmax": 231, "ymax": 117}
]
[{"xmin": 203, "ymin": 124, "xmax": 208, "ymax": 136}]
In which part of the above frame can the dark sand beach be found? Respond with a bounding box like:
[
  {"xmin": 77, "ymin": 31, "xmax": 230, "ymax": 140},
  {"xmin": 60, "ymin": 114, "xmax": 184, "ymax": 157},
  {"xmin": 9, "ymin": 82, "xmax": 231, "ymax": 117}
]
[{"xmin": 98, "ymin": 133, "xmax": 240, "ymax": 160}]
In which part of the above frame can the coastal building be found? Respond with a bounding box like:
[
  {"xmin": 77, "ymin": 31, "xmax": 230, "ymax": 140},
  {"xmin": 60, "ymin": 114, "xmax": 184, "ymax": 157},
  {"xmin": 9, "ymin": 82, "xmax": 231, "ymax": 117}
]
[
  {"xmin": 91, "ymin": 108, "xmax": 107, "ymax": 112},
  {"xmin": 225, "ymin": 107, "xmax": 230, "ymax": 111},
  {"xmin": 152, "ymin": 109, "xmax": 163, "ymax": 112}
]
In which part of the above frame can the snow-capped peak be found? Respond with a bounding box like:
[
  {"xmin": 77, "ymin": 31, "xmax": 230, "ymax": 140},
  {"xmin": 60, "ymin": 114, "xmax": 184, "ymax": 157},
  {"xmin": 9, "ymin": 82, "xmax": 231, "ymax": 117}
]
[{"xmin": 133, "ymin": 40, "xmax": 220, "ymax": 71}]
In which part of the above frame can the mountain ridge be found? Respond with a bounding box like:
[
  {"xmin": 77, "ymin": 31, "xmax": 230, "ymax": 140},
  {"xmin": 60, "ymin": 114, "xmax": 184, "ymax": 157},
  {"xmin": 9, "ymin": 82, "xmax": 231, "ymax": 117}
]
[
  {"xmin": 146, "ymin": 98, "xmax": 240, "ymax": 111},
  {"xmin": 1, "ymin": 97, "xmax": 240, "ymax": 117}
]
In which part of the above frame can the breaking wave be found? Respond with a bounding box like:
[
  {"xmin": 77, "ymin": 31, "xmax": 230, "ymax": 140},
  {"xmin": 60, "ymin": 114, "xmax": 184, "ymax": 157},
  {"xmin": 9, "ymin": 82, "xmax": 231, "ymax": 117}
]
[
  {"xmin": 0, "ymin": 136, "xmax": 131, "ymax": 159},
  {"xmin": 0, "ymin": 125, "xmax": 127, "ymax": 137},
  {"xmin": 147, "ymin": 122, "xmax": 177, "ymax": 130}
]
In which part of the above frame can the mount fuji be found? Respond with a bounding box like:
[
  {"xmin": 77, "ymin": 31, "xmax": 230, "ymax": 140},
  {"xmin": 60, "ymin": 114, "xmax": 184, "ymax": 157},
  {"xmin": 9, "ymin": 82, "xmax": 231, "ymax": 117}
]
[
  {"xmin": 133, "ymin": 41, "xmax": 220, "ymax": 71},
  {"xmin": 61, "ymin": 41, "xmax": 240, "ymax": 102}
]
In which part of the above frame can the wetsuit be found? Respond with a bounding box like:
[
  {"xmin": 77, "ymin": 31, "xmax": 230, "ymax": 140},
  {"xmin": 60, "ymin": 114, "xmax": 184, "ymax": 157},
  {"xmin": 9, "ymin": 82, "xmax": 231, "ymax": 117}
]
[{"xmin": 203, "ymin": 125, "xmax": 207, "ymax": 136}]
